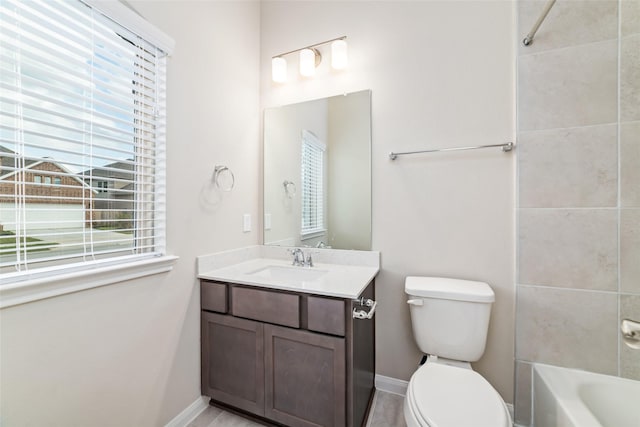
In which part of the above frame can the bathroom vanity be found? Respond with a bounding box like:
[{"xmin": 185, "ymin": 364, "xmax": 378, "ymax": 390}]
[{"xmin": 197, "ymin": 246, "xmax": 379, "ymax": 427}]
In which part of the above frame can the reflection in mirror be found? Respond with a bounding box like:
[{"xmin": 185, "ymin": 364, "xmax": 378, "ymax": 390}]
[{"xmin": 263, "ymin": 90, "xmax": 371, "ymax": 250}]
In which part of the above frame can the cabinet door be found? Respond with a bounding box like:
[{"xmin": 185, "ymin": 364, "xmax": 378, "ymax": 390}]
[
  {"xmin": 201, "ymin": 312, "xmax": 264, "ymax": 416},
  {"xmin": 264, "ymin": 324, "xmax": 346, "ymax": 427}
]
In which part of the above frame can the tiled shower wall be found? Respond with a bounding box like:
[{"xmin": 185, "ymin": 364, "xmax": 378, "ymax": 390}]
[{"xmin": 515, "ymin": 1, "xmax": 639, "ymax": 425}]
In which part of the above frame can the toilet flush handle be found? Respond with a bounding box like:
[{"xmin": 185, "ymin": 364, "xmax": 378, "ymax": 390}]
[{"xmin": 407, "ymin": 299, "xmax": 423, "ymax": 306}]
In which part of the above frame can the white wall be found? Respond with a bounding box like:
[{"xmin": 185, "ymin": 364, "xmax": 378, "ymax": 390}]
[
  {"xmin": 260, "ymin": 1, "xmax": 516, "ymax": 401},
  {"xmin": 0, "ymin": 2, "xmax": 261, "ymax": 425}
]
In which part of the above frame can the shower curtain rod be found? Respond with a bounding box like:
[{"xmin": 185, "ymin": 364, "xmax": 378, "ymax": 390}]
[{"xmin": 522, "ymin": 0, "xmax": 557, "ymax": 46}]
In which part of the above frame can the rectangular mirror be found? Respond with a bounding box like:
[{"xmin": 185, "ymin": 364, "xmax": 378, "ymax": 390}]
[{"xmin": 263, "ymin": 90, "xmax": 371, "ymax": 250}]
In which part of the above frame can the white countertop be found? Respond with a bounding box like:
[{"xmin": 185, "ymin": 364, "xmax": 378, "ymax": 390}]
[{"xmin": 197, "ymin": 246, "xmax": 380, "ymax": 299}]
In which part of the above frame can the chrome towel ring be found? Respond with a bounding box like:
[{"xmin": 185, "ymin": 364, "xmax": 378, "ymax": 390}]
[
  {"xmin": 213, "ymin": 165, "xmax": 235, "ymax": 192},
  {"xmin": 283, "ymin": 180, "xmax": 296, "ymax": 198}
]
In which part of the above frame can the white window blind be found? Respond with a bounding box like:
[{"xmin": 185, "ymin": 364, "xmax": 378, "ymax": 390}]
[
  {"xmin": 300, "ymin": 130, "xmax": 325, "ymax": 236},
  {"xmin": 0, "ymin": 0, "xmax": 170, "ymax": 277}
]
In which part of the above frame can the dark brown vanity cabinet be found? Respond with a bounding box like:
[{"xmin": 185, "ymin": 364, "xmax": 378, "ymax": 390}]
[
  {"xmin": 200, "ymin": 279, "xmax": 375, "ymax": 427},
  {"xmin": 201, "ymin": 312, "xmax": 265, "ymax": 415},
  {"xmin": 264, "ymin": 324, "xmax": 346, "ymax": 426}
]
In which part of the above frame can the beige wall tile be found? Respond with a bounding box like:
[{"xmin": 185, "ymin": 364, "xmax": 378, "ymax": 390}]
[
  {"xmin": 516, "ymin": 286, "xmax": 618, "ymax": 374},
  {"xmin": 518, "ymin": 40, "xmax": 618, "ymax": 131},
  {"xmin": 621, "ymin": 35, "xmax": 640, "ymax": 122},
  {"xmin": 518, "ymin": 0, "xmax": 618, "ymax": 55},
  {"xmin": 622, "ymin": 0, "xmax": 640, "ymax": 36},
  {"xmin": 621, "ymin": 121, "xmax": 640, "ymax": 207},
  {"xmin": 519, "ymin": 209, "xmax": 618, "ymax": 290},
  {"xmin": 514, "ymin": 361, "xmax": 533, "ymax": 426},
  {"xmin": 620, "ymin": 294, "xmax": 640, "ymax": 380},
  {"xmin": 621, "ymin": 209, "xmax": 640, "ymax": 294},
  {"xmin": 518, "ymin": 125, "xmax": 617, "ymax": 208},
  {"xmin": 516, "ymin": 0, "xmax": 639, "ymax": 407}
]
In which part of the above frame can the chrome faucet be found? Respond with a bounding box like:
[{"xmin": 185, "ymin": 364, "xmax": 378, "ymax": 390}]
[
  {"xmin": 289, "ymin": 248, "xmax": 313, "ymax": 267},
  {"xmin": 290, "ymin": 248, "xmax": 306, "ymax": 266}
]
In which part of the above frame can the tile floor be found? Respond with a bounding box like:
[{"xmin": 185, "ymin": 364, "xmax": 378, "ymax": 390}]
[{"xmin": 187, "ymin": 390, "xmax": 407, "ymax": 427}]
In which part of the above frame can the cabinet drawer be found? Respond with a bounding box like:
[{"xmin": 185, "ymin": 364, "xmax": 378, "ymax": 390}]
[
  {"xmin": 307, "ymin": 296, "xmax": 345, "ymax": 336},
  {"xmin": 231, "ymin": 287, "xmax": 300, "ymax": 328},
  {"xmin": 201, "ymin": 281, "xmax": 228, "ymax": 313}
]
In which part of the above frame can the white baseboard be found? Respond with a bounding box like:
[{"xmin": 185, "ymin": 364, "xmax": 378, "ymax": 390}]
[
  {"xmin": 165, "ymin": 396, "xmax": 209, "ymax": 427},
  {"xmin": 375, "ymin": 374, "xmax": 408, "ymax": 396}
]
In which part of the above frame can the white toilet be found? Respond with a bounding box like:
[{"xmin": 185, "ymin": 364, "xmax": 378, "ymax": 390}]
[{"xmin": 403, "ymin": 276, "xmax": 512, "ymax": 427}]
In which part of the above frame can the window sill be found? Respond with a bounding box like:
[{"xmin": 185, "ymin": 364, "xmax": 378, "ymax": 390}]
[
  {"xmin": 0, "ymin": 255, "xmax": 179, "ymax": 309},
  {"xmin": 300, "ymin": 229, "xmax": 327, "ymax": 241}
]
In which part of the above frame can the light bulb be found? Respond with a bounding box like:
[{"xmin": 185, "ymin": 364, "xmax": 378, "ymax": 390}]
[
  {"xmin": 299, "ymin": 49, "xmax": 316, "ymax": 77},
  {"xmin": 331, "ymin": 39, "xmax": 348, "ymax": 70},
  {"xmin": 272, "ymin": 57, "xmax": 287, "ymax": 83}
]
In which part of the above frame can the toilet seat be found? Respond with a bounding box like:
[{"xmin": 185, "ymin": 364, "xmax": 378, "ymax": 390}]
[{"xmin": 405, "ymin": 362, "xmax": 511, "ymax": 427}]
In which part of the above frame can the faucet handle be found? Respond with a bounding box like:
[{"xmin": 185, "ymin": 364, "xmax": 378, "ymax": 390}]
[
  {"xmin": 305, "ymin": 252, "xmax": 314, "ymax": 267},
  {"xmin": 288, "ymin": 248, "xmax": 306, "ymax": 266}
]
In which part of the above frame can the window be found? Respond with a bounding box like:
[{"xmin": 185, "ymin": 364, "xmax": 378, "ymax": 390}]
[
  {"xmin": 0, "ymin": 0, "xmax": 174, "ymax": 284},
  {"xmin": 96, "ymin": 181, "xmax": 109, "ymax": 193},
  {"xmin": 300, "ymin": 130, "xmax": 325, "ymax": 237}
]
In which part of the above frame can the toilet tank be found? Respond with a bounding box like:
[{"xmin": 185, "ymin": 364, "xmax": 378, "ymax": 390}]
[{"xmin": 405, "ymin": 276, "xmax": 495, "ymax": 362}]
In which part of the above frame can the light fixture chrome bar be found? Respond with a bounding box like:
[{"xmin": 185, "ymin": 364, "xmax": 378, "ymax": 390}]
[
  {"xmin": 523, "ymin": 0, "xmax": 556, "ymax": 46},
  {"xmin": 389, "ymin": 142, "xmax": 514, "ymax": 161},
  {"xmin": 272, "ymin": 36, "xmax": 347, "ymax": 58}
]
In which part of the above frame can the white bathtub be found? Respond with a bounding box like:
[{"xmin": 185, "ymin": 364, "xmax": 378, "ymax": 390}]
[{"xmin": 533, "ymin": 363, "xmax": 640, "ymax": 427}]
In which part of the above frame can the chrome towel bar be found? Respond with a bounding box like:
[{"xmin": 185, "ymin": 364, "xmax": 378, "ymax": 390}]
[{"xmin": 389, "ymin": 142, "xmax": 514, "ymax": 160}]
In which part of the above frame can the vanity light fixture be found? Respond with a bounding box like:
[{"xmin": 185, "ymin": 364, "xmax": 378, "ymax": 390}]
[
  {"xmin": 271, "ymin": 57, "xmax": 287, "ymax": 83},
  {"xmin": 299, "ymin": 48, "xmax": 320, "ymax": 77},
  {"xmin": 331, "ymin": 39, "xmax": 348, "ymax": 69},
  {"xmin": 271, "ymin": 36, "xmax": 347, "ymax": 82}
]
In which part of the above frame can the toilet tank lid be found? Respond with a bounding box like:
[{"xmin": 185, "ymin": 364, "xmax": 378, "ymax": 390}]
[{"xmin": 405, "ymin": 276, "xmax": 495, "ymax": 302}]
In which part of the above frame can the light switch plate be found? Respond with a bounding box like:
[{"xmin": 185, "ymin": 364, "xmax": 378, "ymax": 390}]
[
  {"xmin": 243, "ymin": 214, "xmax": 251, "ymax": 232},
  {"xmin": 264, "ymin": 213, "xmax": 272, "ymax": 230}
]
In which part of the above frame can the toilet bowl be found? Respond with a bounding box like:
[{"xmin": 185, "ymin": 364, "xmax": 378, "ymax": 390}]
[
  {"xmin": 403, "ymin": 361, "xmax": 511, "ymax": 427},
  {"xmin": 403, "ymin": 276, "xmax": 512, "ymax": 427}
]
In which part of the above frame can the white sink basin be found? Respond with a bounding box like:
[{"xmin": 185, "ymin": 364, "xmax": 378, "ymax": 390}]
[{"xmin": 246, "ymin": 265, "xmax": 328, "ymax": 281}]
